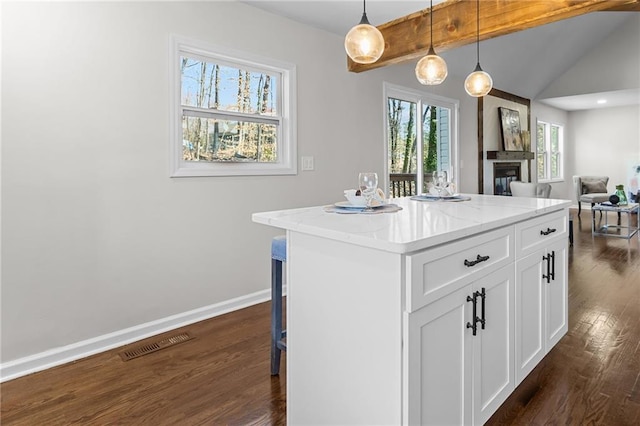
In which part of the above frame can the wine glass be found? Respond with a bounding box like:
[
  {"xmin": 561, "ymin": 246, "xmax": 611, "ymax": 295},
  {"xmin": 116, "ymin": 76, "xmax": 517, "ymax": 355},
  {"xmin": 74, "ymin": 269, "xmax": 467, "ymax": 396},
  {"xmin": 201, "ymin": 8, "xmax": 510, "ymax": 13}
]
[
  {"xmin": 358, "ymin": 172, "xmax": 378, "ymax": 211},
  {"xmin": 431, "ymin": 171, "xmax": 448, "ymax": 196}
]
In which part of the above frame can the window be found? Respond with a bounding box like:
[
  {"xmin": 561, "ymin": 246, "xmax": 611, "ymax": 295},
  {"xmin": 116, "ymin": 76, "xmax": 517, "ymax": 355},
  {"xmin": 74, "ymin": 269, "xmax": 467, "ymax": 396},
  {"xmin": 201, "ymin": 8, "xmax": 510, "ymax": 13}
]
[
  {"xmin": 170, "ymin": 35, "xmax": 296, "ymax": 177},
  {"xmin": 384, "ymin": 83, "xmax": 458, "ymax": 197},
  {"xmin": 536, "ymin": 120, "xmax": 563, "ymax": 182}
]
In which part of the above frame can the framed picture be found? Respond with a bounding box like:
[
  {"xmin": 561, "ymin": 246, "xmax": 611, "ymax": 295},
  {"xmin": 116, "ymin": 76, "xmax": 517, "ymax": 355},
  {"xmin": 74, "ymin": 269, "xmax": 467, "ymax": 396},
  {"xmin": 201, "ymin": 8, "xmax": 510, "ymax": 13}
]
[{"xmin": 499, "ymin": 107, "xmax": 524, "ymax": 151}]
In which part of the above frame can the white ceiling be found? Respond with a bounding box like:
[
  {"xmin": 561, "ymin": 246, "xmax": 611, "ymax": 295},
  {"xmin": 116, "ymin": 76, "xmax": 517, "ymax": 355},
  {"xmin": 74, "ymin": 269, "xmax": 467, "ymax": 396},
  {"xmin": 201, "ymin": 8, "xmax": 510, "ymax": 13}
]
[{"xmin": 241, "ymin": 1, "xmax": 639, "ymax": 111}]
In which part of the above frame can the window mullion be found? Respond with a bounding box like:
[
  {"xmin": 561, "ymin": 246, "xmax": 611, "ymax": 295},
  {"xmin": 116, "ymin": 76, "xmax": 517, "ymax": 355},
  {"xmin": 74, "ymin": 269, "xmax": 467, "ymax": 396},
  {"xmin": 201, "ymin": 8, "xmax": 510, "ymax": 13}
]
[{"xmin": 182, "ymin": 106, "xmax": 281, "ymax": 126}]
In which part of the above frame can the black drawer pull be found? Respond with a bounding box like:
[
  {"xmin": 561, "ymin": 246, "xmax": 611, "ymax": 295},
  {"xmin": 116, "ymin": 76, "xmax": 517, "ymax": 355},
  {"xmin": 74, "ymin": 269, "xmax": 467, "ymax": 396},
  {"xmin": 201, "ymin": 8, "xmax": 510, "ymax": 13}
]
[
  {"xmin": 464, "ymin": 254, "xmax": 490, "ymax": 267},
  {"xmin": 540, "ymin": 227, "xmax": 557, "ymax": 236}
]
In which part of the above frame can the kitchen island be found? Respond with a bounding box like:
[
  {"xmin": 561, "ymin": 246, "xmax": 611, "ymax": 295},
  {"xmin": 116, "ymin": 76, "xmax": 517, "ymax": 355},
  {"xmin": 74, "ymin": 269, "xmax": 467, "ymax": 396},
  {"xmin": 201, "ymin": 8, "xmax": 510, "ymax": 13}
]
[{"xmin": 253, "ymin": 194, "xmax": 571, "ymax": 425}]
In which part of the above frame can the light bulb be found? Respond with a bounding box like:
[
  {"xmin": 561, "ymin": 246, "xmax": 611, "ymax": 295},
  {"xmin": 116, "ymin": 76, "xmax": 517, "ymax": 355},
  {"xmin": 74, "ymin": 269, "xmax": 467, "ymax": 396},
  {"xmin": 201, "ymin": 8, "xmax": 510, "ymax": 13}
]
[
  {"xmin": 345, "ymin": 22, "xmax": 384, "ymax": 64},
  {"xmin": 464, "ymin": 65, "xmax": 493, "ymax": 97},
  {"xmin": 415, "ymin": 50, "xmax": 448, "ymax": 85}
]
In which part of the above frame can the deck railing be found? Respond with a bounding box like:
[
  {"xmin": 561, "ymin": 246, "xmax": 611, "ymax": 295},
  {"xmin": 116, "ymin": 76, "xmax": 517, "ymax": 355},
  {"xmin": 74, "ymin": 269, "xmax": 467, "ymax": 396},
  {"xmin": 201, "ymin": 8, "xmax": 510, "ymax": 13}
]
[{"xmin": 389, "ymin": 173, "xmax": 434, "ymax": 198}]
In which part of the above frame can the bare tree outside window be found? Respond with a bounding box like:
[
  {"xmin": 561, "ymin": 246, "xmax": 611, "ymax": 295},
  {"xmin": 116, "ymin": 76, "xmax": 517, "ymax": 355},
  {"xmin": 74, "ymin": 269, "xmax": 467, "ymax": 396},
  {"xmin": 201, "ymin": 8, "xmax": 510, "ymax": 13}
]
[
  {"xmin": 170, "ymin": 36, "xmax": 296, "ymax": 177},
  {"xmin": 386, "ymin": 93, "xmax": 454, "ymax": 197},
  {"xmin": 181, "ymin": 57, "xmax": 278, "ymax": 163}
]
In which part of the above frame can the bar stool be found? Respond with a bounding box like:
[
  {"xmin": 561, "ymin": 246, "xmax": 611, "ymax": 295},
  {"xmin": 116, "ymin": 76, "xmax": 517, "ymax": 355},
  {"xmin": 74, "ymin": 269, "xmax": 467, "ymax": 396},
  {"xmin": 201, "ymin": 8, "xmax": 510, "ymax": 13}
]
[{"xmin": 271, "ymin": 235, "xmax": 287, "ymax": 375}]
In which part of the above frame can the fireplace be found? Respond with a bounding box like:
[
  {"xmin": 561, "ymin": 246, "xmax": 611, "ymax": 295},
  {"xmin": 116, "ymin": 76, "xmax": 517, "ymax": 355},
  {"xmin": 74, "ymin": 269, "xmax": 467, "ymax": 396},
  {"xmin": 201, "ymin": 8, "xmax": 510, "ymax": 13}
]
[{"xmin": 493, "ymin": 162, "xmax": 521, "ymax": 196}]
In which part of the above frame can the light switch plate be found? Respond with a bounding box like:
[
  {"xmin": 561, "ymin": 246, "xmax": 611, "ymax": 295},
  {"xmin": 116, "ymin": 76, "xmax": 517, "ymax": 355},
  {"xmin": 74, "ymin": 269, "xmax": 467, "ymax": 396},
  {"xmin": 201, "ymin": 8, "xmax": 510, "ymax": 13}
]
[{"xmin": 301, "ymin": 156, "xmax": 314, "ymax": 171}]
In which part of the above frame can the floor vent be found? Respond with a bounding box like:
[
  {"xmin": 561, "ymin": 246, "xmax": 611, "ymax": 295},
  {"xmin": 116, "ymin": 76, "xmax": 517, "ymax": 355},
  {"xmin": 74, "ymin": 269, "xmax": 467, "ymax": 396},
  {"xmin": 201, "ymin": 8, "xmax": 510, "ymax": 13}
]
[{"xmin": 119, "ymin": 332, "xmax": 193, "ymax": 361}]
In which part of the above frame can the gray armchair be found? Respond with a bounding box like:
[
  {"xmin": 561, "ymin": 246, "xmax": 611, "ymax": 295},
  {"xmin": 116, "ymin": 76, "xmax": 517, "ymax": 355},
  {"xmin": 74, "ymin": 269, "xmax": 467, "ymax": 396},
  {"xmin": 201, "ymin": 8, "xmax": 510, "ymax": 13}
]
[
  {"xmin": 510, "ymin": 181, "xmax": 552, "ymax": 198},
  {"xmin": 573, "ymin": 175, "xmax": 609, "ymax": 215}
]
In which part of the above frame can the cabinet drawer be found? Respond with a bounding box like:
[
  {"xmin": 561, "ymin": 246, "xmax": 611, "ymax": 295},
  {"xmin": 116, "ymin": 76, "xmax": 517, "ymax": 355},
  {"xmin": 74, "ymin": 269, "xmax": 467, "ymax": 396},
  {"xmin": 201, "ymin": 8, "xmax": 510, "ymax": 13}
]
[
  {"xmin": 516, "ymin": 209, "xmax": 568, "ymax": 258},
  {"xmin": 406, "ymin": 226, "xmax": 514, "ymax": 312}
]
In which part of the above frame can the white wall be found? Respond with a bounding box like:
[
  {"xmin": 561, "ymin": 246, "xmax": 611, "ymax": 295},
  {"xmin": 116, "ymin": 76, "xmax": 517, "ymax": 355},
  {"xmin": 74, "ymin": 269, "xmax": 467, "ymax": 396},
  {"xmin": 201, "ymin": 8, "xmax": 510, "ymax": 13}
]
[
  {"xmin": 568, "ymin": 105, "xmax": 640, "ymax": 199},
  {"xmin": 1, "ymin": 1, "xmax": 479, "ymax": 370},
  {"xmin": 530, "ymin": 102, "xmax": 640, "ymax": 205}
]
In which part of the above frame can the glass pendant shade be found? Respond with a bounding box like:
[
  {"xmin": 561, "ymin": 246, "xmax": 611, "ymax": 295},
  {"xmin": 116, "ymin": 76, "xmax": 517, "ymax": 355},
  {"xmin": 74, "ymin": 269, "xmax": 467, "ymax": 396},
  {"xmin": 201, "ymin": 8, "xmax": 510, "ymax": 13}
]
[
  {"xmin": 345, "ymin": 16, "xmax": 385, "ymax": 64},
  {"xmin": 415, "ymin": 0, "xmax": 447, "ymax": 85},
  {"xmin": 464, "ymin": 63, "xmax": 493, "ymax": 97},
  {"xmin": 415, "ymin": 47, "xmax": 448, "ymax": 85},
  {"xmin": 465, "ymin": 0, "xmax": 493, "ymax": 97}
]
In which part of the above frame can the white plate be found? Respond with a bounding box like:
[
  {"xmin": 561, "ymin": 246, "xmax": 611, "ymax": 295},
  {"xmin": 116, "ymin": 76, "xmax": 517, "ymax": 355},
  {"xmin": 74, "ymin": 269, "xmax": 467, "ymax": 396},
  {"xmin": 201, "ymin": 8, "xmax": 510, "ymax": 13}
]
[
  {"xmin": 411, "ymin": 194, "xmax": 471, "ymax": 202},
  {"xmin": 423, "ymin": 193, "xmax": 460, "ymax": 199},
  {"xmin": 334, "ymin": 201, "xmax": 384, "ymax": 209}
]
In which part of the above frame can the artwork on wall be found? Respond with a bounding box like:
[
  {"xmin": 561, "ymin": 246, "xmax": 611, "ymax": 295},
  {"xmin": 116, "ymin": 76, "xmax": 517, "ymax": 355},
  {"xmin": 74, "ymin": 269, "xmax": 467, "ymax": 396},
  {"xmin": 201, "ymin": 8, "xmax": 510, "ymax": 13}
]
[{"xmin": 499, "ymin": 107, "xmax": 524, "ymax": 151}]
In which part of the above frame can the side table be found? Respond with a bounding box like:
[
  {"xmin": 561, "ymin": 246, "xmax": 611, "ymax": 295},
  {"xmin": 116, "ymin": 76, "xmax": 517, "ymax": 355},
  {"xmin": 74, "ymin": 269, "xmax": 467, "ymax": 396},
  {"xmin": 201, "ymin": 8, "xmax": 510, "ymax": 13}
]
[{"xmin": 591, "ymin": 203, "xmax": 639, "ymax": 239}]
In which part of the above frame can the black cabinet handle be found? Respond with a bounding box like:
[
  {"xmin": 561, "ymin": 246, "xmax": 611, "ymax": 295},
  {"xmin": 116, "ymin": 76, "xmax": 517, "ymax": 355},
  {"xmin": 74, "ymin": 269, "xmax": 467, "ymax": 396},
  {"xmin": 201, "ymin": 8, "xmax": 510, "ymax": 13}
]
[
  {"xmin": 464, "ymin": 254, "xmax": 490, "ymax": 267},
  {"xmin": 479, "ymin": 287, "xmax": 486, "ymax": 330},
  {"xmin": 542, "ymin": 253, "xmax": 551, "ymax": 283},
  {"xmin": 466, "ymin": 293, "xmax": 478, "ymax": 336},
  {"xmin": 540, "ymin": 227, "xmax": 557, "ymax": 236},
  {"xmin": 542, "ymin": 251, "xmax": 556, "ymax": 283}
]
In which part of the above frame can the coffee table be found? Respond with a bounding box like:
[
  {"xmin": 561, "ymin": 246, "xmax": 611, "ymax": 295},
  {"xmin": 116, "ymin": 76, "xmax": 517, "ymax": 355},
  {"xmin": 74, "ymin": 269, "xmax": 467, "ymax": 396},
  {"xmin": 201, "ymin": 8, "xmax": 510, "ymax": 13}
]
[{"xmin": 591, "ymin": 203, "xmax": 639, "ymax": 239}]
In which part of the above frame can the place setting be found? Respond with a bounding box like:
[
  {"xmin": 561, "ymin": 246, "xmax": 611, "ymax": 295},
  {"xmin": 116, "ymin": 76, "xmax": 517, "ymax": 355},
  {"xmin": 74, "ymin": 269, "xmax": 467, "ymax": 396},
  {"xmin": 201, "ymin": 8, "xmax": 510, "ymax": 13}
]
[
  {"xmin": 324, "ymin": 173, "xmax": 403, "ymax": 214},
  {"xmin": 410, "ymin": 171, "xmax": 471, "ymax": 202}
]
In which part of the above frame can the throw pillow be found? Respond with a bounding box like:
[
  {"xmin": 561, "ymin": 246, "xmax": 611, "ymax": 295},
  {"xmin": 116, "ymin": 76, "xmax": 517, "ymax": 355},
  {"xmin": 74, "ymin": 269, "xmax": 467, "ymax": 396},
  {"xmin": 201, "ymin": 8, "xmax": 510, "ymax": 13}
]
[{"xmin": 582, "ymin": 181, "xmax": 607, "ymax": 194}]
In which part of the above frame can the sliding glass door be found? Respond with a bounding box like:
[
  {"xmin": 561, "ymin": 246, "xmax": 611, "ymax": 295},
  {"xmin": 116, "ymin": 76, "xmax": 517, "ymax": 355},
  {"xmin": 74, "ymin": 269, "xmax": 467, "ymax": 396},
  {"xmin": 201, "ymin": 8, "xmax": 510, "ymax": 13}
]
[{"xmin": 384, "ymin": 83, "xmax": 458, "ymax": 198}]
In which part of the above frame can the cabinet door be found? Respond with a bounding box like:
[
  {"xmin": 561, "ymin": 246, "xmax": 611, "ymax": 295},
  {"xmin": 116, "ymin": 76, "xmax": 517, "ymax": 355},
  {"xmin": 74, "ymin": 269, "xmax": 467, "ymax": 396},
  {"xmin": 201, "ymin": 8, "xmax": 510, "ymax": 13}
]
[
  {"xmin": 473, "ymin": 265, "xmax": 515, "ymax": 426},
  {"xmin": 405, "ymin": 286, "xmax": 473, "ymax": 426},
  {"xmin": 545, "ymin": 238, "xmax": 568, "ymax": 351},
  {"xmin": 515, "ymin": 250, "xmax": 545, "ymax": 385}
]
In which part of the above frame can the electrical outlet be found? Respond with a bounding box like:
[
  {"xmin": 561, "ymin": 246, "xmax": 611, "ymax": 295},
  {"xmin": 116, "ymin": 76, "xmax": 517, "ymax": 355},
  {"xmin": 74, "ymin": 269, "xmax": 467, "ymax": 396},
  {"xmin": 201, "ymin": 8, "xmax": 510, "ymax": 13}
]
[{"xmin": 301, "ymin": 156, "xmax": 314, "ymax": 171}]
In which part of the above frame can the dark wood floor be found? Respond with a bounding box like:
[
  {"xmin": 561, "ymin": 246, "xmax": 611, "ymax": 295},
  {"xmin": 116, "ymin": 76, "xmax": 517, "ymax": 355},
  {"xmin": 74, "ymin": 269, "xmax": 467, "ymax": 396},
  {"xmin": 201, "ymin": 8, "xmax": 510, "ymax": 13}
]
[{"xmin": 1, "ymin": 209, "xmax": 639, "ymax": 425}]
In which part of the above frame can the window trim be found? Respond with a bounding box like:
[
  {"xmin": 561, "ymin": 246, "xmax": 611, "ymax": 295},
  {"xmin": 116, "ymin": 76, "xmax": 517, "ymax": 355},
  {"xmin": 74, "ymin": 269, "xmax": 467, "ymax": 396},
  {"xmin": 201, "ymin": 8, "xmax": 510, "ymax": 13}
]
[
  {"xmin": 169, "ymin": 35, "xmax": 297, "ymax": 177},
  {"xmin": 536, "ymin": 119, "xmax": 564, "ymax": 183},
  {"xmin": 382, "ymin": 82, "xmax": 459, "ymax": 195}
]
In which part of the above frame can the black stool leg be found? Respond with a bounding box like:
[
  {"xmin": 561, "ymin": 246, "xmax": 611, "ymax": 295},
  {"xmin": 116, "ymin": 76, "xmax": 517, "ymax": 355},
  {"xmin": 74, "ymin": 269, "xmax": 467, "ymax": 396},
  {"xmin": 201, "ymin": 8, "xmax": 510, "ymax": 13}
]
[
  {"xmin": 271, "ymin": 258, "xmax": 283, "ymax": 375},
  {"xmin": 569, "ymin": 216, "xmax": 574, "ymax": 246}
]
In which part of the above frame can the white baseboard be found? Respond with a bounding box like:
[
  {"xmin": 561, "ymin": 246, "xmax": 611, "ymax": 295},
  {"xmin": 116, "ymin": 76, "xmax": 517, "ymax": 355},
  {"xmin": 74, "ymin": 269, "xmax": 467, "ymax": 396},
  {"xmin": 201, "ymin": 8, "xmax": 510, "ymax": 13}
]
[{"xmin": 0, "ymin": 289, "xmax": 271, "ymax": 383}]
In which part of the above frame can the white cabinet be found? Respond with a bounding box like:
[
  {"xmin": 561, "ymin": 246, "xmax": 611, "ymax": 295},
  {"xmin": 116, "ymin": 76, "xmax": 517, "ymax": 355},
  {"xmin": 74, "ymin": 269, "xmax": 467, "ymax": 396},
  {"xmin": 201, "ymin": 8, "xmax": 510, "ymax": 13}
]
[
  {"xmin": 514, "ymin": 248, "xmax": 546, "ymax": 383},
  {"xmin": 405, "ymin": 261, "xmax": 515, "ymax": 425},
  {"xmin": 515, "ymin": 211, "xmax": 568, "ymax": 384},
  {"xmin": 253, "ymin": 199, "xmax": 571, "ymax": 426},
  {"xmin": 472, "ymin": 266, "xmax": 515, "ymax": 425},
  {"xmin": 544, "ymin": 238, "xmax": 568, "ymax": 351},
  {"xmin": 405, "ymin": 285, "xmax": 472, "ymax": 426},
  {"xmin": 407, "ymin": 210, "xmax": 568, "ymax": 425}
]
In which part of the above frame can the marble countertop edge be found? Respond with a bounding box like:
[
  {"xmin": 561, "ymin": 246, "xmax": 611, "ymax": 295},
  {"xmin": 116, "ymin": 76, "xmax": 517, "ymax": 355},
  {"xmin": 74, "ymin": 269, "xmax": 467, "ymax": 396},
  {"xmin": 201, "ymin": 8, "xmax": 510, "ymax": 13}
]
[{"xmin": 252, "ymin": 196, "xmax": 572, "ymax": 254}]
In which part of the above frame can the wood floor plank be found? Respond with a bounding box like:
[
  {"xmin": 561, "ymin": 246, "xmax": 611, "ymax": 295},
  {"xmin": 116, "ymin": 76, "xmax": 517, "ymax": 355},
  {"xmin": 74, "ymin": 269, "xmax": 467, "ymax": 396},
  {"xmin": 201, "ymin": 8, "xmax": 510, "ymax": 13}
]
[{"xmin": 1, "ymin": 209, "xmax": 639, "ymax": 425}]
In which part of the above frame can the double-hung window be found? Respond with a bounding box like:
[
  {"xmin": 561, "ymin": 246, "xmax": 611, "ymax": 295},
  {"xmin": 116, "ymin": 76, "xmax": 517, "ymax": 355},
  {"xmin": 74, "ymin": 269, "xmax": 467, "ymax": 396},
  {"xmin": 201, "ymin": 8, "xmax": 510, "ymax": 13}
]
[
  {"xmin": 536, "ymin": 120, "xmax": 563, "ymax": 182},
  {"xmin": 170, "ymin": 35, "xmax": 296, "ymax": 177}
]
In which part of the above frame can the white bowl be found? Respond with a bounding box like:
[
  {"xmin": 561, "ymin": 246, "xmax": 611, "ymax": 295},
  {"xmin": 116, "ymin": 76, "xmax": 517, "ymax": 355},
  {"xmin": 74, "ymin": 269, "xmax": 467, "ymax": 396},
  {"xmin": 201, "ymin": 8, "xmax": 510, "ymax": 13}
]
[
  {"xmin": 344, "ymin": 189, "xmax": 385, "ymax": 206},
  {"xmin": 343, "ymin": 190, "xmax": 368, "ymax": 206}
]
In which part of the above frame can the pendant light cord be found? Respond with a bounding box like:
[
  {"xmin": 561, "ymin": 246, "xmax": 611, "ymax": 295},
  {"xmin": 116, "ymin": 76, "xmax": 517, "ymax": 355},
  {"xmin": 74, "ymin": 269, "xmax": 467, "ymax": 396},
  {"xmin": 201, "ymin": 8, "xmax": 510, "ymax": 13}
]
[
  {"xmin": 476, "ymin": 0, "xmax": 480, "ymax": 64},
  {"xmin": 430, "ymin": 0, "xmax": 433, "ymax": 48}
]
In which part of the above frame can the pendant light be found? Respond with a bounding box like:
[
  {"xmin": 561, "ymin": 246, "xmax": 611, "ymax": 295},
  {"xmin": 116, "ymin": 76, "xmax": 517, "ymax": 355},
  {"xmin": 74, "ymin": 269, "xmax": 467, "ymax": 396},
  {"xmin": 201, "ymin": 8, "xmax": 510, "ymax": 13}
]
[
  {"xmin": 345, "ymin": 0, "xmax": 385, "ymax": 64},
  {"xmin": 464, "ymin": 0, "xmax": 493, "ymax": 97},
  {"xmin": 415, "ymin": 0, "xmax": 448, "ymax": 85}
]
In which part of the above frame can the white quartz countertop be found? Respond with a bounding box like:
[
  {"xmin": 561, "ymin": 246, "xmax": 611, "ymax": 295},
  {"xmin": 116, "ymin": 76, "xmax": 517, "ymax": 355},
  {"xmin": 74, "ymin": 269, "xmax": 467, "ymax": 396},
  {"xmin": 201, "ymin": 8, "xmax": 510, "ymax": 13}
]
[{"xmin": 252, "ymin": 194, "xmax": 572, "ymax": 254}]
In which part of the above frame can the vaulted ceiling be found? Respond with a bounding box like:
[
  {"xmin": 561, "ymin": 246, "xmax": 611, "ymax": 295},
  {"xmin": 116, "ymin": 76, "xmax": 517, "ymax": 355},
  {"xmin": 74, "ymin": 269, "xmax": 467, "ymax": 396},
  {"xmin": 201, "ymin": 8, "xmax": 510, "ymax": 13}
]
[
  {"xmin": 242, "ymin": 1, "xmax": 640, "ymax": 110},
  {"xmin": 346, "ymin": 0, "xmax": 640, "ymax": 72}
]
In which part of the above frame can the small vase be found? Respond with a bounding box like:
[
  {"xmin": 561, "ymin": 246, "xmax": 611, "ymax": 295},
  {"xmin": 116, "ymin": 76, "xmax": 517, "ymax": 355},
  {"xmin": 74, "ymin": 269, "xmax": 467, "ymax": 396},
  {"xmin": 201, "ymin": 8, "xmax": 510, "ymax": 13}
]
[{"xmin": 615, "ymin": 184, "xmax": 628, "ymax": 205}]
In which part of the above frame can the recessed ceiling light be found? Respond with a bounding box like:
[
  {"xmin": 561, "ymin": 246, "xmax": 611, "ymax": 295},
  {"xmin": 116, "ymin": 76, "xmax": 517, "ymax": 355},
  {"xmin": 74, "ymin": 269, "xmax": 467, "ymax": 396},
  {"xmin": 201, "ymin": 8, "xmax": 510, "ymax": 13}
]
[{"xmin": 597, "ymin": 99, "xmax": 607, "ymax": 104}]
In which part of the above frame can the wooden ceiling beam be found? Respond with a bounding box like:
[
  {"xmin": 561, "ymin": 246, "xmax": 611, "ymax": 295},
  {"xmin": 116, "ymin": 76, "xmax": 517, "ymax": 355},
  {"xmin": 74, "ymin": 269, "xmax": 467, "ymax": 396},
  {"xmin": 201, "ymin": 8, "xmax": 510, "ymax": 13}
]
[{"xmin": 348, "ymin": 0, "xmax": 640, "ymax": 72}]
